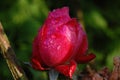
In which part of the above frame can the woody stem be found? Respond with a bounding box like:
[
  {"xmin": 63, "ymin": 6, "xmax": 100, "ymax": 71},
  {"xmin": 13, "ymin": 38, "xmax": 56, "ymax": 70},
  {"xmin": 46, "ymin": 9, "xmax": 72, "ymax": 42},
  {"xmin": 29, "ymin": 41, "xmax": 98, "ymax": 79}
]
[{"xmin": 0, "ymin": 22, "xmax": 28, "ymax": 80}]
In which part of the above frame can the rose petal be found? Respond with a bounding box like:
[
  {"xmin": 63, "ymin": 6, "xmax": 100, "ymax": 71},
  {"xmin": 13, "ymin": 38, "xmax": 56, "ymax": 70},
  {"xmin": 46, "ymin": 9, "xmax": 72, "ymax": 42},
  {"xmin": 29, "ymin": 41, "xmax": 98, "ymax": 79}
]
[
  {"xmin": 46, "ymin": 7, "xmax": 71, "ymax": 27},
  {"xmin": 31, "ymin": 36, "xmax": 49, "ymax": 70},
  {"xmin": 55, "ymin": 60, "xmax": 77, "ymax": 78},
  {"xmin": 76, "ymin": 53, "xmax": 96, "ymax": 63}
]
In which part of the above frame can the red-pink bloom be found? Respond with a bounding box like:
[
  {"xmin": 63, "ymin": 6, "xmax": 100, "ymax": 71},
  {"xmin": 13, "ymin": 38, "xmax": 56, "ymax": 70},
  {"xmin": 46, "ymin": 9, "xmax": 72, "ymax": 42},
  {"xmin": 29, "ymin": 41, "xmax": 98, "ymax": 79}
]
[{"xmin": 31, "ymin": 7, "xmax": 96, "ymax": 78}]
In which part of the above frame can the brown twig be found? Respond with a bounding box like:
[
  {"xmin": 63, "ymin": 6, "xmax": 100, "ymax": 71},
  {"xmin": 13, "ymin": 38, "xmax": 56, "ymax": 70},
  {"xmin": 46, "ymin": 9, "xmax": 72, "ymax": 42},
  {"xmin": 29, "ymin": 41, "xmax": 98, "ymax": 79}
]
[
  {"xmin": 109, "ymin": 56, "xmax": 120, "ymax": 80},
  {"xmin": 86, "ymin": 65, "xmax": 103, "ymax": 80},
  {"xmin": 0, "ymin": 22, "xmax": 28, "ymax": 80}
]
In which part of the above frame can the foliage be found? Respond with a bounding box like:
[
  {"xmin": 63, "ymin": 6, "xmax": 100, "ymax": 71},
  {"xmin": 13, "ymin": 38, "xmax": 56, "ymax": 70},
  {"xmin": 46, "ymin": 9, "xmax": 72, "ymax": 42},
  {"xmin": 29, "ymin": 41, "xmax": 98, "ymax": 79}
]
[{"xmin": 0, "ymin": 0, "xmax": 120, "ymax": 80}]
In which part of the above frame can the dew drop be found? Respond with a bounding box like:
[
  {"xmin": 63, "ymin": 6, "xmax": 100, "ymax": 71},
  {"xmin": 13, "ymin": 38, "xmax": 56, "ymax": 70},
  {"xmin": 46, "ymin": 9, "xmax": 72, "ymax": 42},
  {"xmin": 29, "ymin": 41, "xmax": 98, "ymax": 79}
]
[
  {"xmin": 43, "ymin": 41, "xmax": 47, "ymax": 45},
  {"xmin": 57, "ymin": 45, "xmax": 61, "ymax": 50},
  {"xmin": 50, "ymin": 40, "xmax": 53, "ymax": 43},
  {"xmin": 51, "ymin": 35, "xmax": 56, "ymax": 39}
]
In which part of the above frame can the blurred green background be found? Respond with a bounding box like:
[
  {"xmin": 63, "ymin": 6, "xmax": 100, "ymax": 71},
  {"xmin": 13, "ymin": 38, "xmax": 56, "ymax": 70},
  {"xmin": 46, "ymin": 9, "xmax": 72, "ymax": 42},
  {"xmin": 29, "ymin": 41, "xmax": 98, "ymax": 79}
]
[{"xmin": 0, "ymin": 0, "xmax": 120, "ymax": 80}]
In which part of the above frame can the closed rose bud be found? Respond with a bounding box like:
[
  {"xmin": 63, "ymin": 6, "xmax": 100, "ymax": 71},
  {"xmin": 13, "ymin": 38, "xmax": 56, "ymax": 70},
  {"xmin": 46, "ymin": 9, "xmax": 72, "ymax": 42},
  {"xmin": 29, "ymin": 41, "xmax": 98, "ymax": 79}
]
[{"xmin": 31, "ymin": 7, "xmax": 96, "ymax": 78}]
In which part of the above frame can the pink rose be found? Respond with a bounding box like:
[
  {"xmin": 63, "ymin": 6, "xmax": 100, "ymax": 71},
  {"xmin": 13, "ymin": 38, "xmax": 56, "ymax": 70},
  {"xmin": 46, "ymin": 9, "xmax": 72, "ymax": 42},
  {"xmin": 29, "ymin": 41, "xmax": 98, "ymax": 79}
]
[{"xmin": 31, "ymin": 7, "xmax": 95, "ymax": 78}]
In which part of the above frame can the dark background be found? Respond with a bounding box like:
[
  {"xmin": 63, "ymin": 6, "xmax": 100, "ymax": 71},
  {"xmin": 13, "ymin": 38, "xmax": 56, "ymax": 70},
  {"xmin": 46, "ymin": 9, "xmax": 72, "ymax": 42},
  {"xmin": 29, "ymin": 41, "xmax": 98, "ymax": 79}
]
[{"xmin": 0, "ymin": 0, "xmax": 120, "ymax": 80}]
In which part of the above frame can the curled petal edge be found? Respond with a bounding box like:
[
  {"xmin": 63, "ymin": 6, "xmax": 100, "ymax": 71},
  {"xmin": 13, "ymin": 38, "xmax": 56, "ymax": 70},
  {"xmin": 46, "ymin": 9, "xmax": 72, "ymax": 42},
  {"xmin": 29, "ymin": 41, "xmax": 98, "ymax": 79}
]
[
  {"xmin": 31, "ymin": 58, "xmax": 49, "ymax": 70},
  {"xmin": 76, "ymin": 53, "xmax": 96, "ymax": 63},
  {"xmin": 55, "ymin": 60, "xmax": 77, "ymax": 78}
]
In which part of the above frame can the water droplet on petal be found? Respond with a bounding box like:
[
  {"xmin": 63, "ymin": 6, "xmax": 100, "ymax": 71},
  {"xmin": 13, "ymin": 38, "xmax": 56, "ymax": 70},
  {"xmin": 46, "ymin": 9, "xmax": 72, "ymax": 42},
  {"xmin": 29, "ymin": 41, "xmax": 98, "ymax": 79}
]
[
  {"xmin": 57, "ymin": 45, "xmax": 61, "ymax": 50},
  {"xmin": 51, "ymin": 35, "xmax": 56, "ymax": 39},
  {"xmin": 50, "ymin": 40, "xmax": 53, "ymax": 43}
]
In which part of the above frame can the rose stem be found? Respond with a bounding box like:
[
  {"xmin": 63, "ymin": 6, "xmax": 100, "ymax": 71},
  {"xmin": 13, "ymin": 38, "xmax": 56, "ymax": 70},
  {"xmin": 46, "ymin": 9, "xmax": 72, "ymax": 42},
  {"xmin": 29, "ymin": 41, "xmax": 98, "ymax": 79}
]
[{"xmin": 49, "ymin": 69, "xmax": 59, "ymax": 80}]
